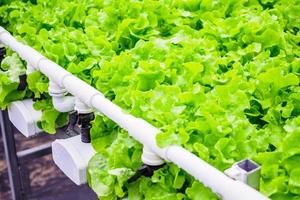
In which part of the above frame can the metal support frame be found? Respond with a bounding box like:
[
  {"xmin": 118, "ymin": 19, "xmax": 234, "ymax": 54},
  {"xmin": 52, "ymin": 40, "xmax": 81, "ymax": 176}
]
[
  {"xmin": 0, "ymin": 109, "xmax": 24, "ymax": 200},
  {"xmin": 0, "ymin": 47, "xmax": 54, "ymax": 199},
  {"xmin": 0, "ymin": 109, "xmax": 52, "ymax": 200},
  {"xmin": 17, "ymin": 143, "xmax": 52, "ymax": 162}
]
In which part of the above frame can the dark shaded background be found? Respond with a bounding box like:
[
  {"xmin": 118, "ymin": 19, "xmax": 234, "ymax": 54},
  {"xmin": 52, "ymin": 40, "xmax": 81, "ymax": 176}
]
[{"xmin": 0, "ymin": 128, "xmax": 97, "ymax": 200}]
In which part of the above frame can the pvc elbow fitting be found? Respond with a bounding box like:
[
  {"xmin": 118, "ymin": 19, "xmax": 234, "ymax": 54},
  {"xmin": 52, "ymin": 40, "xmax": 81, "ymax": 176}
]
[
  {"xmin": 49, "ymin": 81, "xmax": 75, "ymax": 113},
  {"xmin": 52, "ymin": 96, "xmax": 75, "ymax": 113}
]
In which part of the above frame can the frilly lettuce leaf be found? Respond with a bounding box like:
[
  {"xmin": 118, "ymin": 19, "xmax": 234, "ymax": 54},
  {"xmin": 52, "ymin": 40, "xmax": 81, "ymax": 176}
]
[{"xmin": 1, "ymin": 0, "xmax": 300, "ymax": 199}]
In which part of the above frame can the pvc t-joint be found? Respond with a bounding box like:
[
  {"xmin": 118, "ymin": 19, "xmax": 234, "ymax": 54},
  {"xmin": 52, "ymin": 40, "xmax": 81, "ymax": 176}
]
[
  {"xmin": 49, "ymin": 81, "xmax": 67, "ymax": 97},
  {"xmin": 74, "ymin": 98, "xmax": 93, "ymax": 114},
  {"xmin": 49, "ymin": 81, "xmax": 75, "ymax": 113},
  {"xmin": 127, "ymin": 146, "xmax": 165, "ymax": 183},
  {"xmin": 142, "ymin": 145, "xmax": 165, "ymax": 166}
]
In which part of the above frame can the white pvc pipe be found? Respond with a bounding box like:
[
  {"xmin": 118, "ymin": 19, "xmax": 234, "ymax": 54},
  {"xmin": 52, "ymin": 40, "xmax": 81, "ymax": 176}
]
[
  {"xmin": 0, "ymin": 27, "xmax": 46, "ymax": 68},
  {"xmin": 0, "ymin": 26, "xmax": 269, "ymax": 200},
  {"xmin": 26, "ymin": 64, "xmax": 36, "ymax": 74},
  {"xmin": 0, "ymin": 28, "xmax": 23, "ymax": 52},
  {"xmin": 166, "ymin": 146, "xmax": 267, "ymax": 200}
]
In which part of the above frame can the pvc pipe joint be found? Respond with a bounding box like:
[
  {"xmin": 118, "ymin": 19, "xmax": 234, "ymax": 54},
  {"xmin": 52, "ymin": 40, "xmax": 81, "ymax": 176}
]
[
  {"xmin": 26, "ymin": 64, "xmax": 36, "ymax": 74},
  {"xmin": 38, "ymin": 59, "xmax": 73, "ymax": 88},
  {"xmin": 19, "ymin": 45, "xmax": 46, "ymax": 70},
  {"xmin": 142, "ymin": 145, "xmax": 165, "ymax": 166},
  {"xmin": 74, "ymin": 98, "xmax": 93, "ymax": 114},
  {"xmin": 49, "ymin": 81, "xmax": 75, "ymax": 113},
  {"xmin": 52, "ymin": 96, "xmax": 75, "ymax": 113},
  {"xmin": 49, "ymin": 81, "xmax": 67, "ymax": 96}
]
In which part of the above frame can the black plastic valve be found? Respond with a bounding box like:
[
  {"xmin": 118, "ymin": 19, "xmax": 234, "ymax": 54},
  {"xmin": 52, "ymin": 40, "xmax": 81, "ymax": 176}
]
[
  {"xmin": 63, "ymin": 111, "xmax": 94, "ymax": 142},
  {"xmin": 128, "ymin": 164, "xmax": 165, "ymax": 183},
  {"xmin": 0, "ymin": 47, "xmax": 6, "ymax": 67},
  {"xmin": 76, "ymin": 113, "xmax": 94, "ymax": 143},
  {"xmin": 17, "ymin": 74, "xmax": 27, "ymax": 91},
  {"xmin": 64, "ymin": 111, "xmax": 79, "ymax": 138}
]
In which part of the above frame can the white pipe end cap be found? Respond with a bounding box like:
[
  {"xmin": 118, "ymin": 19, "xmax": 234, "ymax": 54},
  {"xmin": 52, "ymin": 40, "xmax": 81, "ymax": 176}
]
[
  {"xmin": 51, "ymin": 135, "xmax": 96, "ymax": 185},
  {"xmin": 8, "ymin": 99, "xmax": 42, "ymax": 137}
]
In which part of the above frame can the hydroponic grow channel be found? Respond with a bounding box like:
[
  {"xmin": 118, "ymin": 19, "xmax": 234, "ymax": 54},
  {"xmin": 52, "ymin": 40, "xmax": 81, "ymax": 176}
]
[{"xmin": 0, "ymin": 26, "xmax": 269, "ymax": 200}]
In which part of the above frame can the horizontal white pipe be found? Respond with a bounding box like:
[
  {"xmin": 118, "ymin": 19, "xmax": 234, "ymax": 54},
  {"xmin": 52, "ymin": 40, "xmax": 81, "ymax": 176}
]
[
  {"xmin": 0, "ymin": 28, "xmax": 23, "ymax": 53},
  {"xmin": 0, "ymin": 26, "xmax": 269, "ymax": 200},
  {"xmin": 166, "ymin": 146, "xmax": 268, "ymax": 200},
  {"xmin": 0, "ymin": 27, "xmax": 46, "ymax": 68}
]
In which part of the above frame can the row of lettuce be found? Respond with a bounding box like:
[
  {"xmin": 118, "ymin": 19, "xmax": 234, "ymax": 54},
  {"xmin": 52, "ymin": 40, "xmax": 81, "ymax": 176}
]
[{"xmin": 0, "ymin": 0, "xmax": 300, "ymax": 199}]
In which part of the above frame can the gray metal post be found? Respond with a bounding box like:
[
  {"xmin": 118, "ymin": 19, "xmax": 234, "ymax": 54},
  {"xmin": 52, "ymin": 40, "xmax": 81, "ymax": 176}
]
[{"xmin": 0, "ymin": 110, "xmax": 24, "ymax": 200}]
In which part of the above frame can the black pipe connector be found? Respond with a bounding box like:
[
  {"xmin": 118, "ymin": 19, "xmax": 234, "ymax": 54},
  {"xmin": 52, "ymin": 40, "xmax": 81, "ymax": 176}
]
[
  {"xmin": 64, "ymin": 111, "xmax": 79, "ymax": 138},
  {"xmin": 76, "ymin": 113, "xmax": 94, "ymax": 143},
  {"xmin": 63, "ymin": 111, "xmax": 94, "ymax": 143},
  {"xmin": 0, "ymin": 47, "xmax": 6, "ymax": 67},
  {"xmin": 17, "ymin": 74, "xmax": 27, "ymax": 91},
  {"xmin": 128, "ymin": 164, "xmax": 165, "ymax": 183},
  {"xmin": 0, "ymin": 47, "xmax": 5, "ymax": 59}
]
